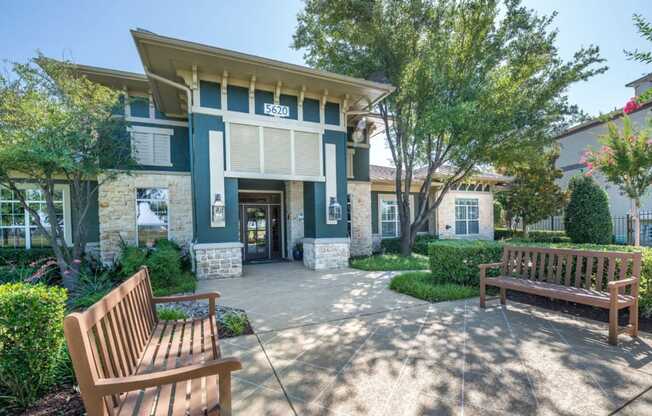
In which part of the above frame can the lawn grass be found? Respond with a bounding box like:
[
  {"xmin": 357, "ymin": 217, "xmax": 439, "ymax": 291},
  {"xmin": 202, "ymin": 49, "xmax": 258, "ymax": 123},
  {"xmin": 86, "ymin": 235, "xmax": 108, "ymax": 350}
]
[
  {"xmin": 350, "ymin": 254, "xmax": 429, "ymax": 271},
  {"xmin": 389, "ymin": 271, "xmax": 479, "ymax": 302}
]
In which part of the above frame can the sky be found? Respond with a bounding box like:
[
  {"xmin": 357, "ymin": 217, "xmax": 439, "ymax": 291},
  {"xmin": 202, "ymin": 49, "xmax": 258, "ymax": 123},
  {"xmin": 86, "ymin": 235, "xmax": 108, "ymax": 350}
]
[{"xmin": 1, "ymin": 0, "xmax": 651, "ymax": 167}]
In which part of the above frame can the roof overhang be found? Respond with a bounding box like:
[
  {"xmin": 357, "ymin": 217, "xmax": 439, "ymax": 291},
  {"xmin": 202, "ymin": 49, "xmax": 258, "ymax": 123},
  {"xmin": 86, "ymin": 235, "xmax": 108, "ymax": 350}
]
[
  {"xmin": 73, "ymin": 63, "xmax": 150, "ymax": 92},
  {"xmin": 130, "ymin": 29, "xmax": 395, "ymax": 116}
]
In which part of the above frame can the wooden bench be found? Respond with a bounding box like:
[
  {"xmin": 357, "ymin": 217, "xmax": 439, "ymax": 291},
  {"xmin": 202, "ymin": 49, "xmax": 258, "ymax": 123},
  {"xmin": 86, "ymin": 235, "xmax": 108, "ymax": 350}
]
[
  {"xmin": 64, "ymin": 268, "xmax": 242, "ymax": 416},
  {"xmin": 479, "ymin": 246, "xmax": 641, "ymax": 345}
]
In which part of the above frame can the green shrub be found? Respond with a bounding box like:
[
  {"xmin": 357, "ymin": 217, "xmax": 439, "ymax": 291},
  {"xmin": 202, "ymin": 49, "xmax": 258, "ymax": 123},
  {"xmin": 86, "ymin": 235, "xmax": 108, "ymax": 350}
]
[
  {"xmin": 157, "ymin": 307, "xmax": 188, "ymax": 321},
  {"xmin": 70, "ymin": 271, "xmax": 114, "ymax": 310},
  {"xmin": 389, "ymin": 271, "xmax": 479, "ymax": 302},
  {"xmin": 380, "ymin": 234, "xmax": 439, "ymax": 255},
  {"xmin": 222, "ymin": 311, "xmax": 249, "ymax": 336},
  {"xmin": 146, "ymin": 246, "xmax": 182, "ymax": 289},
  {"xmin": 494, "ymin": 228, "xmax": 569, "ymax": 243},
  {"xmin": 118, "ymin": 245, "xmax": 147, "ymax": 278},
  {"xmin": 428, "ymin": 240, "xmax": 503, "ymax": 285},
  {"xmin": 0, "ymin": 265, "xmax": 36, "ymax": 284},
  {"xmin": 564, "ymin": 176, "xmax": 612, "ymax": 244},
  {"xmin": 350, "ymin": 254, "xmax": 429, "ymax": 271},
  {"xmin": 0, "ymin": 283, "xmax": 67, "ymax": 408},
  {"xmin": 0, "ymin": 248, "xmax": 53, "ymax": 267},
  {"xmin": 494, "ymin": 228, "xmax": 520, "ymax": 240}
]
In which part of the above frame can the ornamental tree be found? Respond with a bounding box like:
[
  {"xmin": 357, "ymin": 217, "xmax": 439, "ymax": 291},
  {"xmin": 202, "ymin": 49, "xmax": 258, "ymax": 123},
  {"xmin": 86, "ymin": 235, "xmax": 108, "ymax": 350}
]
[
  {"xmin": 0, "ymin": 55, "xmax": 135, "ymax": 289},
  {"xmin": 293, "ymin": 0, "xmax": 606, "ymax": 255},
  {"xmin": 584, "ymin": 114, "xmax": 652, "ymax": 246},
  {"xmin": 564, "ymin": 175, "xmax": 612, "ymax": 244},
  {"xmin": 496, "ymin": 150, "xmax": 567, "ymax": 237}
]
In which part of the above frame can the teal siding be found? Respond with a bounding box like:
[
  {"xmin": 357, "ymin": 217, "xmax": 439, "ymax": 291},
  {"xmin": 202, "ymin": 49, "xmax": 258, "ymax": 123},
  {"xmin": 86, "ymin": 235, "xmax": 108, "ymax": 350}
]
[
  {"xmin": 352, "ymin": 147, "xmax": 370, "ymax": 181},
  {"xmin": 324, "ymin": 102, "xmax": 340, "ymax": 126},
  {"xmin": 130, "ymin": 122, "xmax": 190, "ymax": 172},
  {"xmin": 303, "ymin": 129, "xmax": 348, "ymax": 238},
  {"xmin": 303, "ymin": 98, "xmax": 320, "ymax": 123},
  {"xmin": 279, "ymin": 95, "xmax": 298, "ymax": 120},
  {"xmin": 200, "ymin": 81, "xmax": 221, "ymax": 109},
  {"xmin": 239, "ymin": 179, "xmax": 284, "ymax": 191},
  {"xmin": 227, "ymin": 86, "xmax": 249, "ymax": 113},
  {"xmin": 254, "ymin": 90, "xmax": 274, "ymax": 116},
  {"xmin": 191, "ymin": 113, "xmax": 239, "ymax": 243},
  {"xmin": 129, "ymin": 96, "xmax": 149, "ymax": 118},
  {"xmin": 371, "ymin": 191, "xmax": 378, "ymax": 234}
]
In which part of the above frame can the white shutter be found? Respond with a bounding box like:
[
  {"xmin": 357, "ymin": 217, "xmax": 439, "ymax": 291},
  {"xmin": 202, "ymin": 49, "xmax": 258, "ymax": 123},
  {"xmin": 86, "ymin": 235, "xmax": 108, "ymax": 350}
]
[
  {"xmin": 229, "ymin": 123, "xmax": 260, "ymax": 172},
  {"xmin": 132, "ymin": 131, "xmax": 154, "ymax": 165},
  {"xmin": 347, "ymin": 148, "xmax": 355, "ymax": 178},
  {"xmin": 152, "ymin": 133, "xmax": 171, "ymax": 166},
  {"xmin": 263, "ymin": 127, "xmax": 292, "ymax": 174},
  {"xmin": 294, "ymin": 131, "xmax": 321, "ymax": 177}
]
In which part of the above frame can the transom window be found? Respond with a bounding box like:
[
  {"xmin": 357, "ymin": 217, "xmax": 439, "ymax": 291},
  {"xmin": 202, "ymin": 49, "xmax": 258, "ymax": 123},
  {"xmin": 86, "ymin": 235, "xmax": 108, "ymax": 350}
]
[
  {"xmin": 136, "ymin": 188, "xmax": 169, "ymax": 247},
  {"xmin": 0, "ymin": 187, "xmax": 65, "ymax": 248},
  {"xmin": 455, "ymin": 198, "xmax": 479, "ymax": 235},
  {"xmin": 380, "ymin": 197, "xmax": 400, "ymax": 238}
]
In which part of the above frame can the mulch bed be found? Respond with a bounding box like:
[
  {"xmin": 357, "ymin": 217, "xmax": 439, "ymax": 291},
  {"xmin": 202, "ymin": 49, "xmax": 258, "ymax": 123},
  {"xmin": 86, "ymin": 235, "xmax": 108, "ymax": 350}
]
[
  {"xmin": 507, "ymin": 290, "xmax": 652, "ymax": 333},
  {"xmin": 19, "ymin": 387, "xmax": 84, "ymax": 416}
]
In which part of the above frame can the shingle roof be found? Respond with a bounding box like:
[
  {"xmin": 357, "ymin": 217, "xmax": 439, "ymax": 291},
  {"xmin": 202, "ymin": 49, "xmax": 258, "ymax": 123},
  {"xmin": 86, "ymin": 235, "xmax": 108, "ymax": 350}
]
[{"xmin": 369, "ymin": 164, "xmax": 512, "ymax": 183}]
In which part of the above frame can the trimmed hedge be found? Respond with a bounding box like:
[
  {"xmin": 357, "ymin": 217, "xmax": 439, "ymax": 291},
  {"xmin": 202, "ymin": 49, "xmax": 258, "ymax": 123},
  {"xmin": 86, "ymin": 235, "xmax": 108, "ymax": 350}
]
[
  {"xmin": 494, "ymin": 228, "xmax": 570, "ymax": 243},
  {"xmin": 380, "ymin": 234, "xmax": 439, "ymax": 255},
  {"xmin": 564, "ymin": 176, "xmax": 612, "ymax": 244},
  {"xmin": 0, "ymin": 248, "xmax": 54, "ymax": 266},
  {"xmin": 428, "ymin": 240, "xmax": 504, "ymax": 286},
  {"xmin": 0, "ymin": 283, "xmax": 67, "ymax": 407}
]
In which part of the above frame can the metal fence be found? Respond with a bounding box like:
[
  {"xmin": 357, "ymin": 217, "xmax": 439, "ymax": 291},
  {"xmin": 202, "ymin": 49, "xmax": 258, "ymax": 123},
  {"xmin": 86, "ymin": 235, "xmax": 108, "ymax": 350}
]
[{"xmin": 525, "ymin": 211, "xmax": 652, "ymax": 246}]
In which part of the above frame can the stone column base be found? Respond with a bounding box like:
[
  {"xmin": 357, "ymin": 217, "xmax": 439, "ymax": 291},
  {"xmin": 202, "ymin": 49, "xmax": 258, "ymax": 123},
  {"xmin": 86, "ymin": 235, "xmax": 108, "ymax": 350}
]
[
  {"xmin": 303, "ymin": 238, "xmax": 350, "ymax": 270},
  {"xmin": 193, "ymin": 242, "xmax": 243, "ymax": 279}
]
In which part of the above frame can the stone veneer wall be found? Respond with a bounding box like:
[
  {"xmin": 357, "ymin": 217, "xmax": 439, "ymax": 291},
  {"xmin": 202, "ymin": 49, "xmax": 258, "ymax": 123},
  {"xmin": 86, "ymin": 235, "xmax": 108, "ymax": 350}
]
[
  {"xmin": 98, "ymin": 172, "xmax": 193, "ymax": 263},
  {"xmin": 193, "ymin": 243, "xmax": 243, "ymax": 279},
  {"xmin": 347, "ymin": 181, "xmax": 372, "ymax": 256},
  {"xmin": 285, "ymin": 180, "xmax": 304, "ymax": 258},
  {"xmin": 303, "ymin": 238, "xmax": 350, "ymax": 270},
  {"xmin": 437, "ymin": 190, "xmax": 494, "ymax": 240}
]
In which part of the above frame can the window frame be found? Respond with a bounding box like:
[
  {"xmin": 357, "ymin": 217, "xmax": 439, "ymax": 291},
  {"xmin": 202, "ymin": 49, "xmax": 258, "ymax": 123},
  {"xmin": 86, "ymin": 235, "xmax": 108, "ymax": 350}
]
[
  {"xmin": 455, "ymin": 198, "xmax": 480, "ymax": 236},
  {"xmin": 0, "ymin": 184, "xmax": 72, "ymax": 249},
  {"xmin": 128, "ymin": 125, "xmax": 174, "ymax": 167},
  {"xmin": 378, "ymin": 194, "xmax": 416, "ymax": 239},
  {"xmin": 135, "ymin": 187, "xmax": 170, "ymax": 248}
]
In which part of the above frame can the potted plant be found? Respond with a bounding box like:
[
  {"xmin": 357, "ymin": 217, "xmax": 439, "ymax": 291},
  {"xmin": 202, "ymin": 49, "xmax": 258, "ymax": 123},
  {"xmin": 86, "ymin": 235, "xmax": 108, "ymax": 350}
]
[{"xmin": 292, "ymin": 242, "xmax": 303, "ymax": 261}]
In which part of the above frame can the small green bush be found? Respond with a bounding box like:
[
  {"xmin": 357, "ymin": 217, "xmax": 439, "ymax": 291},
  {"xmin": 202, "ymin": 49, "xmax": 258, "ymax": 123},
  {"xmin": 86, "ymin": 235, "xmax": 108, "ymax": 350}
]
[
  {"xmin": 428, "ymin": 240, "xmax": 503, "ymax": 285},
  {"xmin": 70, "ymin": 271, "xmax": 114, "ymax": 310},
  {"xmin": 222, "ymin": 311, "xmax": 249, "ymax": 336},
  {"xmin": 0, "ymin": 248, "xmax": 53, "ymax": 267},
  {"xmin": 380, "ymin": 234, "xmax": 439, "ymax": 255},
  {"xmin": 118, "ymin": 245, "xmax": 147, "ymax": 278},
  {"xmin": 564, "ymin": 176, "xmax": 612, "ymax": 244},
  {"xmin": 350, "ymin": 254, "xmax": 429, "ymax": 271},
  {"xmin": 0, "ymin": 283, "xmax": 67, "ymax": 408},
  {"xmin": 157, "ymin": 307, "xmax": 188, "ymax": 321},
  {"xmin": 494, "ymin": 228, "xmax": 519, "ymax": 240},
  {"xmin": 146, "ymin": 246, "xmax": 182, "ymax": 289},
  {"xmin": 494, "ymin": 228, "xmax": 569, "ymax": 243},
  {"xmin": 389, "ymin": 271, "xmax": 479, "ymax": 302}
]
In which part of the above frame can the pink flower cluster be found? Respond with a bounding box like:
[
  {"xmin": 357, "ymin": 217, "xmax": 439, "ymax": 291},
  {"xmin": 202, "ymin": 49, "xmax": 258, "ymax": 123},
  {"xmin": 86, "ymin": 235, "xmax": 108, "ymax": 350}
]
[{"xmin": 624, "ymin": 98, "xmax": 640, "ymax": 115}]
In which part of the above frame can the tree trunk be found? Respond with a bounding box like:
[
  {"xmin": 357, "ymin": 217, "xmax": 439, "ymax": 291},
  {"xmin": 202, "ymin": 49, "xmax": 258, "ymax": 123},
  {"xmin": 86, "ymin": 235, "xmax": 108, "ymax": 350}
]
[
  {"xmin": 522, "ymin": 220, "xmax": 529, "ymax": 239},
  {"xmin": 633, "ymin": 199, "xmax": 641, "ymax": 247}
]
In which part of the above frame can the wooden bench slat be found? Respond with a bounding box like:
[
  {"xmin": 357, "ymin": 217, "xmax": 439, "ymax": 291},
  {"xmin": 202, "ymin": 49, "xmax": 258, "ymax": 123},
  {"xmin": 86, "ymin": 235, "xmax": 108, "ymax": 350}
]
[
  {"xmin": 190, "ymin": 319, "xmax": 205, "ymax": 415},
  {"xmin": 135, "ymin": 322, "xmax": 174, "ymax": 416}
]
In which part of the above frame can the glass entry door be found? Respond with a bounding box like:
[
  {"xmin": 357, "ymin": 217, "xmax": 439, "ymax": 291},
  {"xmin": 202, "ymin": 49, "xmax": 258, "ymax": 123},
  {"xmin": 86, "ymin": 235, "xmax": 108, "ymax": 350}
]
[{"xmin": 242, "ymin": 205, "xmax": 269, "ymax": 262}]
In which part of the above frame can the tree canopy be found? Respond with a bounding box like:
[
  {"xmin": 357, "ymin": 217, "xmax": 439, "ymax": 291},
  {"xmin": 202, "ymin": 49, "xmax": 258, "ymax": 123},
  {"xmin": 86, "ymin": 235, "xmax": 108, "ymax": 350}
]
[{"xmin": 294, "ymin": 0, "xmax": 607, "ymax": 254}]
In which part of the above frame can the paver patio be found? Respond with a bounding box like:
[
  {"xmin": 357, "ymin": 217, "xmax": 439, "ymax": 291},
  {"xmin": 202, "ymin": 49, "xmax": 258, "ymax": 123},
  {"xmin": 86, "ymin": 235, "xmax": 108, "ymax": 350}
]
[{"xmin": 199, "ymin": 262, "xmax": 652, "ymax": 415}]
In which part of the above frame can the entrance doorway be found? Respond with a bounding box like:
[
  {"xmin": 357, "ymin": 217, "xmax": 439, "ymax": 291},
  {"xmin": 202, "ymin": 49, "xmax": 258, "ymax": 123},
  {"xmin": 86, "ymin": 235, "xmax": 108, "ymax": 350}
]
[{"xmin": 239, "ymin": 192, "xmax": 283, "ymax": 262}]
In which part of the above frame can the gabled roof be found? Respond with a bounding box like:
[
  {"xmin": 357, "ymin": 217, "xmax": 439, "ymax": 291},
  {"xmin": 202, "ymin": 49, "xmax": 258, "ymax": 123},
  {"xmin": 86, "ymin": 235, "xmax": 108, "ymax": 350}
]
[
  {"xmin": 555, "ymin": 100, "xmax": 652, "ymax": 140},
  {"xmin": 369, "ymin": 165, "xmax": 512, "ymax": 184},
  {"xmin": 73, "ymin": 63, "xmax": 150, "ymax": 92}
]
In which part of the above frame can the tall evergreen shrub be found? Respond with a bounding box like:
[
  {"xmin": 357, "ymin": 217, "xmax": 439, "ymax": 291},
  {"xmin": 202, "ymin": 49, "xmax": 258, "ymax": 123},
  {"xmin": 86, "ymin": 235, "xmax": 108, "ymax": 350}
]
[{"xmin": 564, "ymin": 176, "xmax": 612, "ymax": 244}]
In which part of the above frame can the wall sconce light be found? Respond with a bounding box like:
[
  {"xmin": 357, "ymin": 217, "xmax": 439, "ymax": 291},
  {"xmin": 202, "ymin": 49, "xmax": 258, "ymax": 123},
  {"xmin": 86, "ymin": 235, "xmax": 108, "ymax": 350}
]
[
  {"xmin": 212, "ymin": 193, "xmax": 225, "ymax": 226},
  {"xmin": 328, "ymin": 197, "xmax": 342, "ymax": 222}
]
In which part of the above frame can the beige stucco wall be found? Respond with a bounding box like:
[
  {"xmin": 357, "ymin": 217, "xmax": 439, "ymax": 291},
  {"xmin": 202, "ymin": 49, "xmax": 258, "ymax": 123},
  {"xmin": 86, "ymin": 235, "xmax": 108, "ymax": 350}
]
[
  {"xmin": 98, "ymin": 171, "xmax": 193, "ymax": 263},
  {"xmin": 437, "ymin": 190, "xmax": 494, "ymax": 240},
  {"xmin": 557, "ymin": 108, "xmax": 652, "ymax": 217},
  {"xmin": 285, "ymin": 180, "xmax": 304, "ymax": 258},
  {"xmin": 347, "ymin": 181, "xmax": 372, "ymax": 256}
]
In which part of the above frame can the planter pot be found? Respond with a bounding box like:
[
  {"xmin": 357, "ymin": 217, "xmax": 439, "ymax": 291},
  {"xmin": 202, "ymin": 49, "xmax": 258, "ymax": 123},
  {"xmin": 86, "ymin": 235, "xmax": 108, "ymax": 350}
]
[{"xmin": 292, "ymin": 248, "xmax": 303, "ymax": 261}]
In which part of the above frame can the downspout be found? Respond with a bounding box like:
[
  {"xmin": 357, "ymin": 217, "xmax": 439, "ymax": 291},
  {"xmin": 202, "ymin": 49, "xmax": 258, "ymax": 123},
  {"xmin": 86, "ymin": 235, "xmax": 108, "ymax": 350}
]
[{"xmin": 144, "ymin": 69, "xmax": 199, "ymax": 250}]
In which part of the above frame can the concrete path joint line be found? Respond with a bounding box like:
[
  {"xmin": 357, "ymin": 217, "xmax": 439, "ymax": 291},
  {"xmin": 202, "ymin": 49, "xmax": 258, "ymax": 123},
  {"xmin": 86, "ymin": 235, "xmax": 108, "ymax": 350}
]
[{"xmin": 255, "ymin": 332, "xmax": 299, "ymax": 416}]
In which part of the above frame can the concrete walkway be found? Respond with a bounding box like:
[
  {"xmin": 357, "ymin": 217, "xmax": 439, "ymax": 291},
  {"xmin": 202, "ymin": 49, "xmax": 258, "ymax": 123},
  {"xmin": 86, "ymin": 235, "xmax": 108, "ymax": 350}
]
[{"xmin": 199, "ymin": 262, "xmax": 652, "ymax": 415}]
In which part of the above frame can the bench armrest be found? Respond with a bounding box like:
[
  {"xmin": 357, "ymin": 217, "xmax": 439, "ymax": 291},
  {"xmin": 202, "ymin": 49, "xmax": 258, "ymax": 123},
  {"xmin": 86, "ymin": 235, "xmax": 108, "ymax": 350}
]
[
  {"xmin": 607, "ymin": 277, "xmax": 639, "ymax": 291},
  {"xmin": 479, "ymin": 262, "xmax": 503, "ymax": 270},
  {"xmin": 152, "ymin": 291, "xmax": 221, "ymax": 304},
  {"xmin": 94, "ymin": 357, "xmax": 242, "ymax": 396}
]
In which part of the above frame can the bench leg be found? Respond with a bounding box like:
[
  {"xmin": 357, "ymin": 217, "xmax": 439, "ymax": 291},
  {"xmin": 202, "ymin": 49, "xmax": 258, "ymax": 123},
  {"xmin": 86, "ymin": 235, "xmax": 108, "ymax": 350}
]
[
  {"xmin": 219, "ymin": 371, "xmax": 232, "ymax": 416},
  {"xmin": 480, "ymin": 281, "xmax": 486, "ymax": 308},
  {"xmin": 630, "ymin": 301, "xmax": 639, "ymax": 338},
  {"xmin": 500, "ymin": 288, "xmax": 506, "ymax": 305},
  {"xmin": 609, "ymin": 305, "xmax": 618, "ymax": 346}
]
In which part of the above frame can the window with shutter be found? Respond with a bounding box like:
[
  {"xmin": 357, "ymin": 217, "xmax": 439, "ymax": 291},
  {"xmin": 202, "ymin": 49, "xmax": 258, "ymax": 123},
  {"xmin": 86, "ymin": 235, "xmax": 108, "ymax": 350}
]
[
  {"xmin": 130, "ymin": 126, "xmax": 172, "ymax": 167},
  {"xmin": 347, "ymin": 148, "xmax": 355, "ymax": 178},
  {"xmin": 263, "ymin": 127, "xmax": 292, "ymax": 174},
  {"xmin": 294, "ymin": 131, "xmax": 321, "ymax": 177},
  {"xmin": 229, "ymin": 123, "xmax": 260, "ymax": 172}
]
